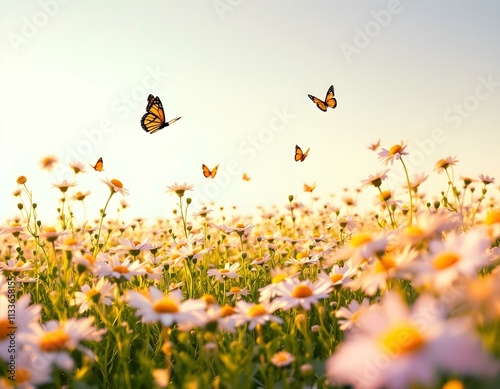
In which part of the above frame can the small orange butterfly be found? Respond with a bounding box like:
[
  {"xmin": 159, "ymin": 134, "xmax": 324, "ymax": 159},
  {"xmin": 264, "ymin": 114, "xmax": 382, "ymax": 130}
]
[
  {"xmin": 368, "ymin": 139, "xmax": 381, "ymax": 151},
  {"xmin": 202, "ymin": 164, "xmax": 219, "ymax": 179},
  {"xmin": 304, "ymin": 183, "xmax": 316, "ymax": 192},
  {"xmin": 295, "ymin": 145, "xmax": 310, "ymax": 162},
  {"xmin": 89, "ymin": 157, "xmax": 103, "ymax": 172},
  {"xmin": 308, "ymin": 85, "xmax": 337, "ymax": 112},
  {"xmin": 242, "ymin": 172, "xmax": 251, "ymax": 181}
]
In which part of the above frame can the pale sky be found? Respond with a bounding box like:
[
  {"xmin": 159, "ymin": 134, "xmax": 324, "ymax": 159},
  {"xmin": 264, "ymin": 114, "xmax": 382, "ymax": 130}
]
[{"xmin": 1, "ymin": 1, "xmax": 500, "ymax": 224}]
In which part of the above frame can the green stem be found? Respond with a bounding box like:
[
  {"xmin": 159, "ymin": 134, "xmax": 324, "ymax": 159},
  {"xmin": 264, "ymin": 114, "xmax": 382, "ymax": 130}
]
[
  {"xmin": 93, "ymin": 191, "xmax": 115, "ymax": 256},
  {"xmin": 399, "ymin": 158, "xmax": 413, "ymax": 227}
]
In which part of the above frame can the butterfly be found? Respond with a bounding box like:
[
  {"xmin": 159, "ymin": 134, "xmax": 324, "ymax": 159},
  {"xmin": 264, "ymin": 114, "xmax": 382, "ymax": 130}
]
[
  {"xmin": 202, "ymin": 164, "xmax": 219, "ymax": 178},
  {"xmin": 304, "ymin": 182, "xmax": 316, "ymax": 192},
  {"xmin": 308, "ymin": 85, "xmax": 337, "ymax": 112},
  {"xmin": 368, "ymin": 139, "xmax": 381, "ymax": 151},
  {"xmin": 141, "ymin": 94, "xmax": 181, "ymax": 134},
  {"xmin": 295, "ymin": 145, "xmax": 310, "ymax": 162},
  {"xmin": 242, "ymin": 172, "xmax": 251, "ymax": 181},
  {"xmin": 89, "ymin": 157, "xmax": 103, "ymax": 172}
]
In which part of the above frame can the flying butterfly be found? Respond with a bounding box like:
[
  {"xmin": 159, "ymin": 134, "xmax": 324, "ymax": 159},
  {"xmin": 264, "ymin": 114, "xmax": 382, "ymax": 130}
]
[
  {"xmin": 368, "ymin": 139, "xmax": 381, "ymax": 152},
  {"xmin": 89, "ymin": 157, "xmax": 104, "ymax": 172},
  {"xmin": 242, "ymin": 172, "xmax": 251, "ymax": 181},
  {"xmin": 202, "ymin": 164, "xmax": 219, "ymax": 179},
  {"xmin": 295, "ymin": 145, "xmax": 310, "ymax": 162},
  {"xmin": 141, "ymin": 94, "xmax": 181, "ymax": 134},
  {"xmin": 308, "ymin": 85, "xmax": 337, "ymax": 112},
  {"xmin": 304, "ymin": 182, "xmax": 316, "ymax": 192}
]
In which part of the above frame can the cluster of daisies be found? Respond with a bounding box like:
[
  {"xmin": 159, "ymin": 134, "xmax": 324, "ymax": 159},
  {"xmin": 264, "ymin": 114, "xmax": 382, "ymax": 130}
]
[{"xmin": 1, "ymin": 143, "xmax": 500, "ymax": 388}]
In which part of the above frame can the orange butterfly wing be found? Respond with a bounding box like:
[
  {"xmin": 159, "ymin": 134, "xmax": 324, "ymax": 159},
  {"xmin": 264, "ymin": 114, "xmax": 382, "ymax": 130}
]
[
  {"xmin": 308, "ymin": 85, "xmax": 336, "ymax": 111},
  {"xmin": 304, "ymin": 183, "xmax": 316, "ymax": 192},
  {"xmin": 242, "ymin": 173, "xmax": 251, "ymax": 181},
  {"xmin": 90, "ymin": 157, "xmax": 103, "ymax": 172},
  {"xmin": 202, "ymin": 164, "xmax": 219, "ymax": 178},
  {"xmin": 141, "ymin": 95, "xmax": 181, "ymax": 134},
  {"xmin": 295, "ymin": 145, "xmax": 309, "ymax": 162}
]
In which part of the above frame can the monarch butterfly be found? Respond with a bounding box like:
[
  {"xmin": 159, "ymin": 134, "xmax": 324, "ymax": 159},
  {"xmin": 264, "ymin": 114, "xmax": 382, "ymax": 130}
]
[
  {"xmin": 304, "ymin": 182, "xmax": 316, "ymax": 192},
  {"xmin": 141, "ymin": 94, "xmax": 181, "ymax": 134},
  {"xmin": 242, "ymin": 172, "xmax": 251, "ymax": 181},
  {"xmin": 308, "ymin": 85, "xmax": 337, "ymax": 112},
  {"xmin": 295, "ymin": 145, "xmax": 310, "ymax": 162},
  {"xmin": 368, "ymin": 139, "xmax": 381, "ymax": 151},
  {"xmin": 202, "ymin": 164, "xmax": 219, "ymax": 179},
  {"xmin": 89, "ymin": 157, "xmax": 103, "ymax": 172}
]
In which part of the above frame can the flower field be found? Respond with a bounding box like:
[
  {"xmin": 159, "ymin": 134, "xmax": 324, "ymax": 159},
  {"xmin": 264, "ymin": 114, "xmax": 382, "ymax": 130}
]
[{"xmin": 1, "ymin": 143, "xmax": 500, "ymax": 389}]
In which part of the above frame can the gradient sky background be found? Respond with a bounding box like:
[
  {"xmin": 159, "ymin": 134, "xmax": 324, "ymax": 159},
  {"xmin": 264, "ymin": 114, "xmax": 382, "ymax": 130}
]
[{"xmin": 1, "ymin": 1, "xmax": 500, "ymax": 225}]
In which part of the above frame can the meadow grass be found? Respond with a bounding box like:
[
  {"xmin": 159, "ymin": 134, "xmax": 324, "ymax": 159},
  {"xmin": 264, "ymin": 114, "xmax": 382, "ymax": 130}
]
[{"xmin": 1, "ymin": 146, "xmax": 500, "ymax": 389}]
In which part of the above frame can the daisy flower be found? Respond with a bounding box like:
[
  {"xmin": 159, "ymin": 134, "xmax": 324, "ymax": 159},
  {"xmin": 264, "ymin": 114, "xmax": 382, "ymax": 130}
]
[
  {"xmin": 116, "ymin": 237, "xmax": 154, "ymax": 256},
  {"xmin": 326, "ymin": 292, "xmax": 499, "ymax": 389},
  {"xmin": 101, "ymin": 178, "xmax": 129, "ymax": 196},
  {"xmin": 272, "ymin": 278, "xmax": 333, "ymax": 311},
  {"xmin": 52, "ymin": 179, "xmax": 77, "ymax": 193},
  {"xmin": 271, "ymin": 351, "xmax": 295, "ymax": 367},
  {"xmin": 0, "ymin": 348, "xmax": 54, "ymax": 388},
  {"xmin": 94, "ymin": 253, "xmax": 146, "ymax": 282},
  {"xmin": 228, "ymin": 222, "xmax": 255, "ymax": 237},
  {"xmin": 360, "ymin": 169, "xmax": 390, "ymax": 188},
  {"xmin": 406, "ymin": 172, "xmax": 428, "ymax": 191},
  {"xmin": 378, "ymin": 139, "xmax": 408, "ymax": 166},
  {"xmin": 71, "ymin": 190, "xmax": 91, "ymax": 201},
  {"xmin": 23, "ymin": 317, "xmax": 106, "ymax": 372},
  {"xmin": 317, "ymin": 263, "xmax": 357, "ymax": 288},
  {"xmin": 166, "ymin": 182, "xmax": 194, "ymax": 198},
  {"xmin": 258, "ymin": 268, "xmax": 299, "ymax": 304},
  {"xmin": 126, "ymin": 287, "xmax": 207, "ymax": 331},
  {"xmin": 68, "ymin": 160, "xmax": 87, "ymax": 174},
  {"xmin": 434, "ymin": 156, "xmax": 459, "ymax": 174},
  {"xmin": 335, "ymin": 298, "xmax": 373, "ymax": 331},
  {"xmin": 38, "ymin": 226, "xmax": 70, "ymax": 243},
  {"xmin": 410, "ymin": 229, "xmax": 491, "ymax": 291},
  {"xmin": 226, "ymin": 285, "xmax": 250, "ymax": 302},
  {"xmin": 233, "ymin": 300, "xmax": 283, "ymax": 330},
  {"xmin": 207, "ymin": 262, "xmax": 241, "ymax": 283},
  {"xmin": 71, "ymin": 278, "xmax": 115, "ymax": 314},
  {"xmin": 478, "ymin": 174, "xmax": 495, "ymax": 185},
  {"xmin": 327, "ymin": 214, "xmax": 357, "ymax": 231},
  {"xmin": 0, "ymin": 259, "xmax": 33, "ymax": 276}
]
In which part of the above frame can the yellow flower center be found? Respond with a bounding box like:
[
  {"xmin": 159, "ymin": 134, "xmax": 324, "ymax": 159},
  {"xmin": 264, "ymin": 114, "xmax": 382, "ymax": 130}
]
[
  {"xmin": 271, "ymin": 273, "xmax": 287, "ymax": 284},
  {"xmin": 236, "ymin": 223, "xmax": 245, "ymax": 229},
  {"xmin": 86, "ymin": 288, "xmax": 99, "ymax": 300},
  {"xmin": 405, "ymin": 225, "xmax": 424, "ymax": 239},
  {"xmin": 15, "ymin": 368, "xmax": 31, "ymax": 384},
  {"xmin": 375, "ymin": 256, "xmax": 396, "ymax": 273},
  {"xmin": 330, "ymin": 274, "xmax": 343, "ymax": 283},
  {"xmin": 110, "ymin": 179, "xmax": 123, "ymax": 188},
  {"xmin": 350, "ymin": 233, "xmax": 373, "ymax": 248},
  {"xmin": 219, "ymin": 269, "xmax": 230, "ymax": 274},
  {"xmin": 378, "ymin": 190, "xmax": 392, "ymax": 201},
  {"xmin": 296, "ymin": 251, "xmax": 309, "ymax": 260},
  {"xmin": 389, "ymin": 144, "xmax": 402, "ymax": 155},
  {"xmin": 229, "ymin": 286, "xmax": 241, "ymax": 293},
  {"xmin": 351, "ymin": 310, "xmax": 362, "ymax": 323},
  {"xmin": 0, "ymin": 319, "xmax": 10, "ymax": 340},
  {"xmin": 379, "ymin": 323, "xmax": 425, "ymax": 356},
  {"xmin": 83, "ymin": 254, "xmax": 96, "ymax": 265},
  {"xmin": 291, "ymin": 284, "xmax": 313, "ymax": 298},
  {"xmin": 153, "ymin": 297, "xmax": 179, "ymax": 313},
  {"xmin": 40, "ymin": 329, "xmax": 70, "ymax": 352},
  {"xmin": 220, "ymin": 305, "xmax": 236, "ymax": 317},
  {"xmin": 485, "ymin": 210, "xmax": 500, "ymax": 225},
  {"xmin": 16, "ymin": 176, "xmax": 27, "ymax": 185},
  {"xmin": 63, "ymin": 237, "xmax": 79, "ymax": 246},
  {"xmin": 133, "ymin": 240, "xmax": 141, "ymax": 246},
  {"xmin": 202, "ymin": 294, "xmax": 215, "ymax": 305},
  {"xmin": 112, "ymin": 265, "xmax": 130, "ymax": 274},
  {"xmin": 248, "ymin": 304, "xmax": 267, "ymax": 317},
  {"xmin": 10, "ymin": 222, "xmax": 21, "ymax": 228},
  {"xmin": 442, "ymin": 379, "xmax": 465, "ymax": 389},
  {"xmin": 433, "ymin": 251, "xmax": 460, "ymax": 270}
]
